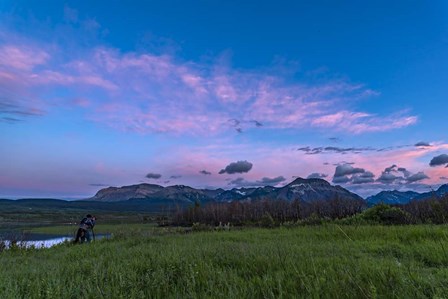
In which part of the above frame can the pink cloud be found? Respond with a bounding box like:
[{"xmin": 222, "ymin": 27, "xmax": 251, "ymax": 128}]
[
  {"xmin": 328, "ymin": 143, "xmax": 448, "ymax": 186},
  {"xmin": 312, "ymin": 110, "xmax": 418, "ymax": 133},
  {"xmin": 0, "ymin": 35, "xmax": 417, "ymax": 135},
  {"xmin": 0, "ymin": 45, "xmax": 49, "ymax": 71},
  {"xmin": 156, "ymin": 143, "xmax": 337, "ymax": 189},
  {"xmin": 78, "ymin": 75, "xmax": 118, "ymax": 90},
  {"xmin": 72, "ymin": 98, "xmax": 91, "ymax": 107},
  {"xmin": 179, "ymin": 142, "xmax": 447, "ymax": 191},
  {"xmin": 312, "ymin": 111, "xmax": 370, "ymax": 126},
  {"xmin": 180, "ymin": 73, "xmax": 208, "ymax": 95}
]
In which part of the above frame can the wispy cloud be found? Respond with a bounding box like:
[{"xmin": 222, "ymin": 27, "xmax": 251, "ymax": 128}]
[
  {"xmin": 311, "ymin": 110, "xmax": 418, "ymax": 133},
  {"xmin": 0, "ymin": 45, "xmax": 49, "ymax": 71},
  {"xmin": 0, "ymin": 29, "xmax": 417, "ymax": 135},
  {"xmin": 298, "ymin": 146, "xmax": 376, "ymax": 155}
]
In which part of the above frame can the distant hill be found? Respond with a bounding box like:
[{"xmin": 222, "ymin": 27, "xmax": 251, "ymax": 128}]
[
  {"xmin": 273, "ymin": 178, "xmax": 363, "ymax": 202},
  {"xmin": 366, "ymin": 184, "xmax": 448, "ymax": 205},
  {"xmin": 414, "ymin": 184, "xmax": 448, "ymax": 201},
  {"xmin": 366, "ymin": 190, "xmax": 420, "ymax": 206},
  {"xmin": 89, "ymin": 184, "xmax": 215, "ymax": 205},
  {"xmin": 90, "ymin": 183, "xmax": 164, "ymax": 201}
]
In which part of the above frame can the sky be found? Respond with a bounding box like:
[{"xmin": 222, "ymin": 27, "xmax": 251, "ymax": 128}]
[{"xmin": 1, "ymin": 0, "xmax": 448, "ymax": 199}]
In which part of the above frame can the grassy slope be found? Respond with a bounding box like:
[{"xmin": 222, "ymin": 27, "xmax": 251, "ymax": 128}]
[{"xmin": 1, "ymin": 225, "xmax": 448, "ymax": 298}]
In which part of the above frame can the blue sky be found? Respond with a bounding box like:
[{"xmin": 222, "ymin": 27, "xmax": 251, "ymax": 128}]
[{"xmin": 1, "ymin": 0, "xmax": 447, "ymax": 198}]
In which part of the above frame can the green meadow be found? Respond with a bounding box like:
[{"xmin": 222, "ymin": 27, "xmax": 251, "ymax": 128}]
[{"xmin": 2, "ymin": 224, "xmax": 448, "ymax": 298}]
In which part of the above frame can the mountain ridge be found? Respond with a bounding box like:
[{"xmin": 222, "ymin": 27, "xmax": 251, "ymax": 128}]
[
  {"xmin": 88, "ymin": 177, "xmax": 364, "ymax": 204},
  {"xmin": 3, "ymin": 181, "xmax": 447, "ymax": 209},
  {"xmin": 87, "ymin": 179, "xmax": 448, "ymax": 206},
  {"xmin": 366, "ymin": 185, "xmax": 448, "ymax": 205},
  {"xmin": 366, "ymin": 190, "xmax": 420, "ymax": 206}
]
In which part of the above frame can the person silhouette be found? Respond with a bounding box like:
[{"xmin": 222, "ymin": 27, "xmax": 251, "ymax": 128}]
[{"xmin": 74, "ymin": 214, "xmax": 96, "ymax": 243}]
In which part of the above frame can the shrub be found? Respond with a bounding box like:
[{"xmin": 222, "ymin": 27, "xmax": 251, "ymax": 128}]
[
  {"xmin": 259, "ymin": 212, "xmax": 275, "ymax": 228},
  {"xmin": 191, "ymin": 222, "xmax": 213, "ymax": 232},
  {"xmin": 300, "ymin": 213, "xmax": 325, "ymax": 226},
  {"xmin": 361, "ymin": 204, "xmax": 411, "ymax": 225},
  {"xmin": 335, "ymin": 214, "xmax": 369, "ymax": 226}
]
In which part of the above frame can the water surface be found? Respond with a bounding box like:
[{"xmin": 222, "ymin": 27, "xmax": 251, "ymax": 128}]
[{"xmin": 1, "ymin": 233, "xmax": 110, "ymax": 249}]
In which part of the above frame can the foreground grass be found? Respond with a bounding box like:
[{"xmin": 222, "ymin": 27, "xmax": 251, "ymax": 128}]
[{"xmin": 1, "ymin": 225, "xmax": 448, "ymax": 298}]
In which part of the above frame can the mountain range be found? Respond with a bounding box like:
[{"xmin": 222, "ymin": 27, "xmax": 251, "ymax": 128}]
[
  {"xmin": 88, "ymin": 177, "xmax": 448, "ymax": 207},
  {"xmin": 88, "ymin": 177, "xmax": 363, "ymax": 204},
  {"xmin": 365, "ymin": 190, "xmax": 421, "ymax": 206},
  {"xmin": 366, "ymin": 184, "xmax": 448, "ymax": 205},
  {"xmin": 2, "ymin": 178, "xmax": 447, "ymax": 213}
]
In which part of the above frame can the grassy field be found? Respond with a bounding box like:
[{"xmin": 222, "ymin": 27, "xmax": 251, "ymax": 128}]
[
  {"xmin": 1, "ymin": 224, "xmax": 448, "ymax": 298},
  {"xmin": 0, "ymin": 208, "xmax": 158, "ymax": 237}
]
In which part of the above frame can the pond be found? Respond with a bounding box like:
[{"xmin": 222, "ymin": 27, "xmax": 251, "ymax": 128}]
[{"xmin": 0, "ymin": 233, "xmax": 111, "ymax": 249}]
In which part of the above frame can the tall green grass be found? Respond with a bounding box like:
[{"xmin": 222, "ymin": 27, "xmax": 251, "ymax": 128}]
[{"xmin": 1, "ymin": 225, "xmax": 448, "ymax": 298}]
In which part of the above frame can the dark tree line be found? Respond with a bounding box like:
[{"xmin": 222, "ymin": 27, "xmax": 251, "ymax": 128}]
[
  {"xmin": 403, "ymin": 193, "xmax": 448, "ymax": 224},
  {"xmin": 171, "ymin": 197, "xmax": 365, "ymax": 226},
  {"xmin": 170, "ymin": 193, "xmax": 448, "ymax": 226}
]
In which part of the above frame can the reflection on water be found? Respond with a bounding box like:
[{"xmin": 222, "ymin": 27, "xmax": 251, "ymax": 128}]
[{"xmin": 1, "ymin": 234, "xmax": 111, "ymax": 249}]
